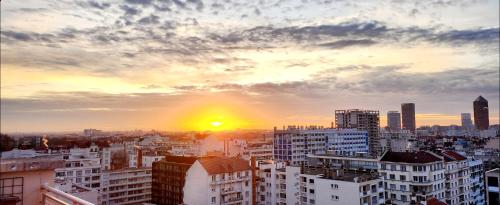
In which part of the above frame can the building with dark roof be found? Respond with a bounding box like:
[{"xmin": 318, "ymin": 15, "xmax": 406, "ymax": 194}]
[
  {"xmin": 473, "ymin": 96, "xmax": 489, "ymax": 130},
  {"xmin": 151, "ymin": 156, "xmax": 198, "ymax": 205}
]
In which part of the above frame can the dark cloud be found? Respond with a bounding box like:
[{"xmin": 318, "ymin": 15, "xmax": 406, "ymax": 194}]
[
  {"xmin": 317, "ymin": 39, "xmax": 377, "ymax": 49},
  {"xmin": 78, "ymin": 1, "xmax": 111, "ymax": 10},
  {"xmin": 120, "ymin": 5, "xmax": 141, "ymax": 16},
  {"xmin": 125, "ymin": 0, "xmax": 153, "ymax": 5},
  {"xmin": 430, "ymin": 28, "xmax": 499, "ymax": 45},
  {"xmin": 138, "ymin": 15, "xmax": 160, "ymax": 25}
]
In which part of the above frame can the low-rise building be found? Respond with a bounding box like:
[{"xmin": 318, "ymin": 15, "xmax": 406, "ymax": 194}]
[{"xmin": 183, "ymin": 157, "xmax": 253, "ymax": 205}]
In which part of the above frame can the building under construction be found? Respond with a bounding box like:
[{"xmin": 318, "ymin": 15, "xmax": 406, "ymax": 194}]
[{"xmin": 335, "ymin": 109, "xmax": 381, "ymax": 156}]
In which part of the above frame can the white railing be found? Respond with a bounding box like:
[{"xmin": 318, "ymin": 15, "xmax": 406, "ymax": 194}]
[{"xmin": 41, "ymin": 183, "xmax": 94, "ymax": 205}]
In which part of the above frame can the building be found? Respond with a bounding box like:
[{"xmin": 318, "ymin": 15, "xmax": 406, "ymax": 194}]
[
  {"xmin": 242, "ymin": 143, "xmax": 273, "ymax": 161},
  {"xmin": 183, "ymin": 157, "xmax": 253, "ymax": 205},
  {"xmin": 151, "ymin": 156, "xmax": 198, "ymax": 205},
  {"xmin": 474, "ymin": 96, "xmax": 489, "ymax": 130},
  {"xmin": 286, "ymin": 166, "xmax": 385, "ymax": 205},
  {"xmin": 486, "ymin": 168, "xmax": 499, "ymax": 205},
  {"xmin": 255, "ymin": 161, "xmax": 287, "ymax": 205},
  {"xmin": 99, "ymin": 167, "xmax": 152, "ymax": 205},
  {"xmin": 307, "ymin": 153, "xmax": 379, "ymax": 171},
  {"xmin": 439, "ymin": 151, "xmax": 472, "ymax": 205},
  {"xmin": 379, "ymin": 151, "xmax": 446, "ymax": 205},
  {"xmin": 401, "ymin": 103, "xmax": 416, "ymax": 133},
  {"xmin": 387, "ymin": 111, "xmax": 401, "ymax": 131},
  {"xmin": 273, "ymin": 126, "xmax": 369, "ymax": 166},
  {"xmin": 54, "ymin": 146, "xmax": 102, "ymax": 191},
  {"xmin": 468, "ymin": 158, "xmax": 486, "ymax": 205},
  {"xmin": 0, "ymin": 156, "xmax": 94, "ymax": 205},
  {"xmin": 379, "ymin": 129, "xmax": 415, "ymax": 152},
  {"xmin": 335, "ymin": 109, "xmax": 381, "ymax": 156},
  {"xmin": 461, "ymin": 113, "xmax": 474, "ymax": 131}
]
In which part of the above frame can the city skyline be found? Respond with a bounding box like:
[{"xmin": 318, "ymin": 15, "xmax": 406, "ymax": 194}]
[{"xmin": 1, "ymin": 0, "xmax": 499, "ymax": 132}]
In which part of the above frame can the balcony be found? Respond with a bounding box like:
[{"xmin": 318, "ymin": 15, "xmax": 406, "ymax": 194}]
[
  {"xmin": 223, "ymin": 196, "xmax": 243, "ymax": 204},
  {"xmin": 42, "ymin": 183, "xmax": 94, "ymax": 205},
  {"xmin": 221, "ymin": 187, "xmax": 242, "ymax": 194}
]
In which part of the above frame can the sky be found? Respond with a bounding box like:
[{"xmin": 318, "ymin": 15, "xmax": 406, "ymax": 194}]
[{"xmin": 1, "ymin": 0, "xmax": 499, "ymax": 132}]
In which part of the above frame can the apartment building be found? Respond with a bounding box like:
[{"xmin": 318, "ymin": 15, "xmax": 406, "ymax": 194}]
[
  {"xmin": 242, "ymin": 143, "xmax": 274, "ymax": 161},
  {"xmin": 183, "ymin": 157, "xmax": 253, "ymax": 205},
  {"xmin": 100, "ymin": 167, "xmax": 152, "ymax": 205},
  {"xmin": 55, "ymin": 146, "xmax": 102, "ymax": 190},
  {"xmin": 468, "ymin": 158, "xmax": 486, "ymax": 205},
  {"xmin": 255, "ymin": 161, "xmax": 287, "ymax": 205},
  {"xmin": 379, "ymin": 151, "xmax": 446, "ymax": 205},
  {"xmin": 335, "ymin": 109, "xmax": 381, "ymax": 156},
  {"xmin": 486, "ymin": 168, "xmax": 499, "ymax": 205},
  {"xmin": 151, "ymin": 156, "xmax": 198, "ymax": 205},
  {"xmin": 439, "ymin": 151, "xmax": 472, "ymax": 205},
  {"xmin": 274, "ymin": 126, "xmax": 369, "ymax": 166},
  {"xmin": 286, "ymin": 166, "xmax": 385, "ymax": 205}
]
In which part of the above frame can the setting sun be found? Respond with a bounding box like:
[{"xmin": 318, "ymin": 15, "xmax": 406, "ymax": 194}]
[{"xmin": 210, "ymin": 121, "xmax": 223, "ymax": 127}]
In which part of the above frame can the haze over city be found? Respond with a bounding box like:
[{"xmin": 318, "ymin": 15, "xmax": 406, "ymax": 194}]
[{"xmin": 1, "ymin": 0, "xmax": 499, "ymax": 132}]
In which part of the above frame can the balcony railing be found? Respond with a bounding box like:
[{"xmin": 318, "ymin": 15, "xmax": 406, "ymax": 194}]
[{"xmin": 41, "ymin": 183, "xmax": 94, "ymax": 205}]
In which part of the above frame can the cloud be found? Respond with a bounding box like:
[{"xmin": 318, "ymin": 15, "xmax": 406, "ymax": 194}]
[
  {"xmin": 317, "ymin": 39, "xmax": 377, "ymax": 49},
  {"xmin": 78, "ymin": 1, "xmax": 111, "ymax": 10}
]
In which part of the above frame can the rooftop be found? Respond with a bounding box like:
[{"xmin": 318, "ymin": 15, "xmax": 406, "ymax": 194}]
[
  {"xmin": 0, "ymin": 156, "xmax": 64, "ymax": 173},
  {"xmin": 380, "ymin": 151, "xmax": 442, "ymax": 164},
  {"xmin": 159, "ymin": 155, "xmax": 198, "ymax": 164},
  {"xmin": 440, "ymin": 151, "xmax": 467, "ymax": 162},
  {"xmin": 474, "ymin": 95, "xmax": 488, "ymax": 102},
  {"xmin": 198, "ymin": 157, "xmax": 251, "ymax": 175},
  {"xmin": 301, "ymin": 166, "xmax": 380, "ymax": 183}
]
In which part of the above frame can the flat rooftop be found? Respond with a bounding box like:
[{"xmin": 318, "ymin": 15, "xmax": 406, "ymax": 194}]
[
  {"xmin": 301, "ymin": 166, "xmax": 380, "ymax": 183},
  {"xmin": 0, "ymin": 156, "xmax": 64, "ymax": 173}
]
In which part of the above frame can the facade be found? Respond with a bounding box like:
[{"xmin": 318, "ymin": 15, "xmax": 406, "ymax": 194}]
[
  {"xmin": 54, "ymin": 146, "xmax": 102, "ymax": 190},
  {"xmin": 473, "ymin": 96, "xmax": 489, "ymax": 130},
  {"xmin": 286, "ymin": 166, "xmax": 385, "ymax": 205},
  {"xmin": 486, "ymin": 168, "xmax": 499, "ymax": 205},
  {"xmin": 242, "ymin": 143, "xmax": 273, "ymax": 161},
  {"xmin": 401, "ymin": 103, "xmax": 416, "ymax": 133},
  {"xmin": 151, "ymin": 156, "xmax": 197, "ymax": 205},
  {"xmin": 379, "ymin": 151, "xmax": 446, "ymax": 205},
  {"xmin": 468, "ymin": 158, "xmax": 486, "ymax": 205},
  {"xmin": 387, "ymin": 111, "xmax": 401, "ymax": 131},
  {"xmin": 273, "ymin": 126, "xmax": 369, "ymax": 166},
  {"xmin": 100, "ymin": 168, "xmax": 152, "ymax": 205},
  {"xmin": 255, "ymin": 161, "xmax": 287, "ymax": 205},
  {"xmin": 379, "ymin": 129, "xmax": 415, "ymax": 152},
  {"xmin": 183, "ymin": 157, "xmax": 253, "ymax": 205},
  {"xmin": 335, "ymin": 109, "xmax": 381, "ymax": 156},
  {"xmin": 461, "ymin": 113, "xmax": 474, "ymax": 131},
  {"xmin": 439, "ymin": 151, "xmax": 472, "ymax": 205},
  {"xmin": 0, "ymin": 157, "xmax": 64, "ymax": 205}
]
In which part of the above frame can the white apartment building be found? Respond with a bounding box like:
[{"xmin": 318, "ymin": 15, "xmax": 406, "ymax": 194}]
[
  {"xmin": 468, "ymin": 157, "xmax": 486, "ymax": 205},
  {"xmin": 379, "ymin": 129, "xmax": 415, "ymax": 152},
  {"xmin": 183, "ymin": 157, "xmax": 253, "ymax": 205},
  {"xmin": 100, "ymin": 167, "xmax": 152, "ymax": 205},
  {"xmin": 379, "ymin": 151, "xmax": 446, "ymax": 205},
  {"xmin": 255, "ymin": 161, "xmax": 287, "ymax": 205},
  {"xmin": 141, "ymin": 155, "xmax": 165, "ymax": 168},
  {"xmin": 439, "ymin": 151, "xmax": 472, "ymax": 205},
  {"xmin": 242, "ymin": 143, "xmax": 274, "ymax": 161},
  {"xmin": 55, "ymin": 145, "xmax": 102, "ymax": 190},
  {"xmin": 274, "ymin": 126, "xmax": 368, "ymax": 166},
  {"xmin": 285, "ymin": 166, "xmax": 385, "ymax": 205}
]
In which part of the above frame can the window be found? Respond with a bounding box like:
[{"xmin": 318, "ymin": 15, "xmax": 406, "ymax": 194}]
[
  {"xmin": 331, "ymin": 184, "xmax": 338, "ymax": 189},
  {"xmin": 389, "ymin": 174, "xmax": 395, "ymax": 180},
  {"xmin": 211, "ymin": 197, "xmax": 216, "ymax": 203},
  {"xmin": 401, "ymin": 166, "xmax": 406, "ymax": 171},
  {"xmin": 400, "ymin": 185, "xmax": 406, "ymax": 191},
  {"xmin": 400, "ymin": 175, "xmax": 406, "ymax": 181},
  {"xmin": 401, "ymin": 195, "xmax": 407, "ymax": 202},
  {"xmin": 390, "ymin": 184, "xmax": 396, "ymax": 190},
  {"xmin": 391, "ymin": 165, "xmax": 396, "ymax": 171},
  {"xmin": 211, "ymin": 175, "xmax": 216, "ymax": 182},
  {"xmin": 309, "ymin": 179, "xmax": 314, "ymax": 184},
  {"xmin": 309, "ymin": 189, "xmax": 315, "ymax": 194},
  {"xmin": 381, "ymin": 164, "xmax": 386, "ymax": 170},
  {"xmin": 331, "ymin": 195, "xmax": 339, "ymax": 201}
]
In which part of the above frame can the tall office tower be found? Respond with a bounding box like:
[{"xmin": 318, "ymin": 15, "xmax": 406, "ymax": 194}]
[
  {"xmin": 335, "ymin": 109, "xmax": 381, "ymax": 156},
  {"xmin": 461, "ymin": 113, "xmax": 473, "ymax": 131},
  {"xmin": 387, "ymin": 111, "xmax": 401, "ymax": 131},
  {"xmin": 401, "ymin": 103, "xmax": 416, "ymax": 133},
  {"xmin": 473, "ymin": 96, "xmax": 489, "ymax": 130}
]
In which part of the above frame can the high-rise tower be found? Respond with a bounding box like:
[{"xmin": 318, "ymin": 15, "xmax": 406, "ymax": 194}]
[
  {"xmin": 401, "ymin": 103, "xmax": 416, "ymax": 133},
  {"xmin": 473, "ymin": 96, "xmax": 489, "ymax": 130}
]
